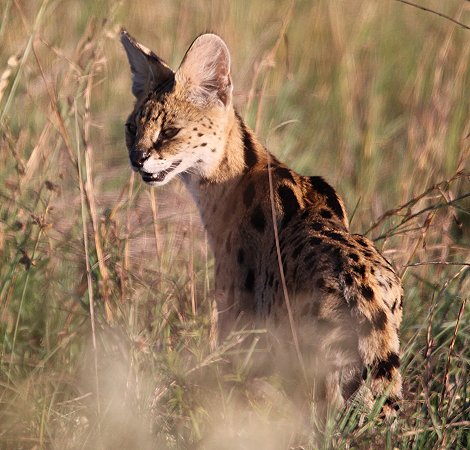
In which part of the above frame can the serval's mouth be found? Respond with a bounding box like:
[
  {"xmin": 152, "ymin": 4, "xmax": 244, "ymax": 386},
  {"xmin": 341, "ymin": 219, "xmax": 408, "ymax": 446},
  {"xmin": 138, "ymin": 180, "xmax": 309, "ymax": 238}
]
[{"xmin": 141, "ymin": 160, "xmax": 182, "ymax": 183}]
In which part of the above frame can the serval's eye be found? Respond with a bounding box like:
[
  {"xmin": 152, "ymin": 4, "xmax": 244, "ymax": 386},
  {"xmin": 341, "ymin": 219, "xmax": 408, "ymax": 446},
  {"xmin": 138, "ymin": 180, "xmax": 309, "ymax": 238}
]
[
  {"xmin": 161, "ymin": 127, "xmax": 180, "ymax": 140},
  {"xmin": 125, "ymin": 122, "xmax": 137, "ymax": 135}
]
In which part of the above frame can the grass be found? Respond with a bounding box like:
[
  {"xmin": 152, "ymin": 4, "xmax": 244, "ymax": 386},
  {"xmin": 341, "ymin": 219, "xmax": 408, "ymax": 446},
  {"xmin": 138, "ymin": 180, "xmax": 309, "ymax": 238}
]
[{"xmin": 0, "ymin": 0, "xmax": 469, "ymax": 448}]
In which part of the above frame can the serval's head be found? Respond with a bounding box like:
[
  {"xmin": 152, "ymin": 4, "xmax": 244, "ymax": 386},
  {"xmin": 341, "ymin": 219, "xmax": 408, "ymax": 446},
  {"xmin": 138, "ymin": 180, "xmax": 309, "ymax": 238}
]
[{"xmin": 121, "ymin": 30, "xmax": 233, "ymax": 186}]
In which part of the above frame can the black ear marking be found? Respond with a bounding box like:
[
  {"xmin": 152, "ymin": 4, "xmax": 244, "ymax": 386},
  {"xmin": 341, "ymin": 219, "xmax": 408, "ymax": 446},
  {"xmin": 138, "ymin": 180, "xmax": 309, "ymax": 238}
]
[{"xmin": 120, "ymin": 29, "xmax": 175, "ymax": 98}]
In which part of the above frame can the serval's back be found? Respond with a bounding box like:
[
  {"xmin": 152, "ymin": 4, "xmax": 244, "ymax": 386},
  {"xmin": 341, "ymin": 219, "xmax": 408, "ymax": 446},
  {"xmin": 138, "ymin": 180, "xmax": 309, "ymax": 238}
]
[{"xmin": 120, "ymin": 30, "xmax": 403, "ymax": 429}]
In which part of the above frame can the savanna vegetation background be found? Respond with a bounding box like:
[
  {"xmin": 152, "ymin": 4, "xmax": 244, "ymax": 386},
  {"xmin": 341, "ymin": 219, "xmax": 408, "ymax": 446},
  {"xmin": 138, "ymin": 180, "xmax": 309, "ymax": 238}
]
[{"xmin": 0, "ymin": 0, "xmax": 469, "ymax": 449}]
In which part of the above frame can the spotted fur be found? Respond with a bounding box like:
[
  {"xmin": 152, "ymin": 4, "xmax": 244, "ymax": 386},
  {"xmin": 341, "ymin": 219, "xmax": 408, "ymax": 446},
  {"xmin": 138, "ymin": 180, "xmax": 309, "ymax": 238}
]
[{"xmin": 121, "ymin": 30, "xmax": 403, "ymax": 425}]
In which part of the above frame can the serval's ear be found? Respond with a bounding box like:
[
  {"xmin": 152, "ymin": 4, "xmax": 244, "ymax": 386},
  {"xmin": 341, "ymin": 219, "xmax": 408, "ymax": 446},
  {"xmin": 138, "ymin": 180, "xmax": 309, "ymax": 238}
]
[
  {"xmin": 176, "ymin": 33, "xmax": 232, "ymax": 108},
  {"xmin": 120, "ymin": 29, "xmax": 174, "ymax": 98}
]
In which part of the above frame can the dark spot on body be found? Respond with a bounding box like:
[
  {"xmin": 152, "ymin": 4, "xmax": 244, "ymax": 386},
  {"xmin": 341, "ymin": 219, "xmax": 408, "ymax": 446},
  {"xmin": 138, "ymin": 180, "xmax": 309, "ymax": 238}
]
[
  {"xmin": 243, "ymin": 182, "xmax": 255, "ymax": 208},
  {"xmin": 310, "ymin": 221, "xmax": 323, "ymax": 231},
  {"xmin": 309, "ymin": 176, "xmax": 345, "ymax": 220},
  {"xmin": 201, "ymin": 142, "xmax": 207, "ymax": 147},
  {"xmin": 353, "ymin": 264, "xmax": 366, "ymax": 277},
  {"xmin": 251, "ymin": 205, "xmax": 266, "ymax": 232},
  {"xmin": 237, "ymin": 248, "xmax": 244, "ymax": 265},
  {"xmin": 361, "ymin": 285, "xmax": 374, "ymax": 301},
  {"xmin": 348, "ymin": 252, "xmax": 359, "ymax": 262},
  {"xmin": 325, "ymin": 230, "xmax": 347, "ymax": 243},
  {"xmin": 384, "ymin": 398, "xmax": 400, "ymax": 411},
  {"xmin": 344, "ymin": 273, "xmax": 353, "ymax": 286},
  {"xmin": 278, "ymin": 185, "xmax": 300, "ymax": 226},
  {"xmin": 374, "ymin": 353, "xmax": 400, "ymax": 380},
  {"xmin": 245, "ymin": 269, "xmax": 255, "ymax": 292},
  {"xmin": 276, "ymin": 167, "xmax": 296, "ymax": 184},
  {"xmin": 310, "ymin": 236, "xmax": 322, "ymax": 246},
  {"xmin": 197, "ymin": 132, "xmax": 204, "ymax": 137},
  {"xmin": 356, "ymin": 237, "xmax": 369, "ymax": 248},
  {"xmin": 372, "ymin": 309, "xmax": 387, "ymax": 330},
  {"xmin": 320, "ymin": 208, "xmax": 333, "ymax": 219}
]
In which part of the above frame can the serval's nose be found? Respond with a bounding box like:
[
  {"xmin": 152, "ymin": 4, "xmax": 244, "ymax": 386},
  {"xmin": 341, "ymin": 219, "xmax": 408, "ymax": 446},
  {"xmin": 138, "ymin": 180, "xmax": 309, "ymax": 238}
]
[{"xmin": 130, "ymin": 148, "xmax": 150, "ymax": 169}]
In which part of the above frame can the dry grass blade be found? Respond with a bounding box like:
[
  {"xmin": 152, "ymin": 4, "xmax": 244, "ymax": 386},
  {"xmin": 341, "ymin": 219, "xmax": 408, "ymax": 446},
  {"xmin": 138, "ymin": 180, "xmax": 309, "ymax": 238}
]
[
  {"xmin": 394, "ymin": 0, "xmax": 470, "ymax": 30},
  {"xmin": 31, "ymin": 43, "xmax": 76, "ymax": 165},
  {"xmin": 402, "ymin": 421, "xmax": 470, "ymax": 437},
  {"xmin": 83, "ymin": 68, "xmax": 112, "ymax": 323},
  {"xmin": 364, "ymin": 171, "xmax": 468, "ymax": 235},
  {"xmin": 74, "ymin": 100, "xmax": 102, "ymax": 428},
  {"xmin": 440, "ymin": 296, "xmax": 467, "ymax": 407}
]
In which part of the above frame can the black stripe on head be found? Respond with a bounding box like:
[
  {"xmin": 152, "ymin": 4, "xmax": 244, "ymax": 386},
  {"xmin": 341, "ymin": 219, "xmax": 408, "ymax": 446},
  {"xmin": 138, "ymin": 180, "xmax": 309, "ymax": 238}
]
[
  {"xmin": 278, "ymin": 185, "xmax": 300, "ymax": 227},
  {"xmin": 309, "ymin": 176, "xmax": 344, "ymax": 221},
  {"xmin": 236, "ymin": 113, "xmax": 257, "ymax": 169}
]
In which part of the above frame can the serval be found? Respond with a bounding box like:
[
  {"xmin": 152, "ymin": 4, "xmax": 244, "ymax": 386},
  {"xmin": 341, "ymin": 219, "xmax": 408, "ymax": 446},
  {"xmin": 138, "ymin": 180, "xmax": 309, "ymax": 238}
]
[{"xmin": 120, "ymin": 30, "xmax": 403, "ymax": 430}]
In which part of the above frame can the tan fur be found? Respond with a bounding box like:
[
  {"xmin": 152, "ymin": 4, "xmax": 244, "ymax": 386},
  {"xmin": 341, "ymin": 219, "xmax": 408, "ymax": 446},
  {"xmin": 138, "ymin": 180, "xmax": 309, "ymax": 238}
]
[{"xmin": 121, "ymin": 30, "xmax": 403, "ymax": 427}]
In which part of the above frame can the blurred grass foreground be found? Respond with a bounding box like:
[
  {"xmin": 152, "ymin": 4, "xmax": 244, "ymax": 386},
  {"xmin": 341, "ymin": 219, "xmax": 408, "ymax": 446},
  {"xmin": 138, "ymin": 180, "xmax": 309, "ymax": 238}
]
[{"xmin": 0, "ymin": 1, "xmax": 469, "ymax": 449}]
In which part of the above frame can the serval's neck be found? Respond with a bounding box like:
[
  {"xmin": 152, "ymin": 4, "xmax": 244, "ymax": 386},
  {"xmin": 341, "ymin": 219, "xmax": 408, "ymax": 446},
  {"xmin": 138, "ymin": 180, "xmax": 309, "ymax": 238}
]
[{"xmin": 181, "ymin": 110, "xmax": 272, "ymax": 243}]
